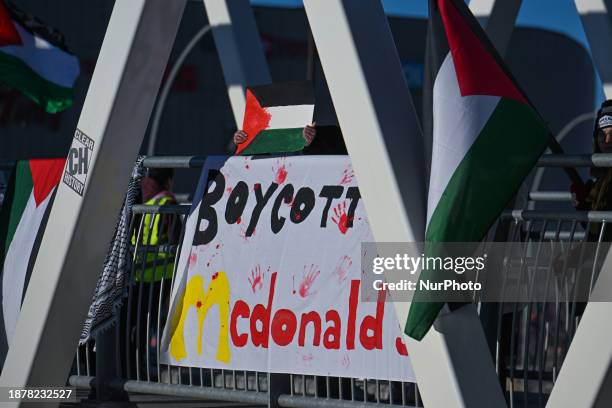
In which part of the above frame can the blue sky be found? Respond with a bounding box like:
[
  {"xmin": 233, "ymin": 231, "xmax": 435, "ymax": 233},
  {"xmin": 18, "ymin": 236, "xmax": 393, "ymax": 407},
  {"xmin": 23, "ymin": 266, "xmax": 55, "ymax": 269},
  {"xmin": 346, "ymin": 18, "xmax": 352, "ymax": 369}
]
[
  {"xmin": 250, "ymin": 0, "xmax": 428, "ymax": 17},
  {"xmin": 250, "ymin": 0, "xmax": 589, "ymax": 49}
]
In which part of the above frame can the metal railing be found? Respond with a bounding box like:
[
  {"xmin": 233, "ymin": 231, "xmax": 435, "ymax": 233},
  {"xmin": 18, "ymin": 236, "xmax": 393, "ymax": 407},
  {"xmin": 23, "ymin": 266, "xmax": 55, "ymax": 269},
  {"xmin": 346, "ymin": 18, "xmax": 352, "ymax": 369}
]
[
  {"xmin": 487, "ymin": 209, "xmax": 612, "ymax": 408},
  {"xmin": 64, "ymin": 154, "xmax": 612, "ymax": 407},
  {"xmin": 68, "ymin": 190, "xmax": 422, "ymax": 407}
]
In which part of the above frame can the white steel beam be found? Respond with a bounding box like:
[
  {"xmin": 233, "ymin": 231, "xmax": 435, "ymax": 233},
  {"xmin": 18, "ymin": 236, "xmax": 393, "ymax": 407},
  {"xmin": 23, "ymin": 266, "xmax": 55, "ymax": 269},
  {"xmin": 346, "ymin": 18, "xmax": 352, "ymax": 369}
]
[
  {"xmin": 549, "ymin": 3, "xmax": 612, "ymax": 403},
  {"xmin": 303, "ymin": 0, "xmax": 426, "ymax": 243},
  {"xmin": 0, "ymin": 0, "xmax": 186, "ymax": 403},
  {"xmin": 547, "ymin": 247, "xmax": 612, "ymax": 407},
  {"xmin": 469, "ymin": 0, "xmax": 497, "ymax": 17},
  {"xmin": 485, "ymin": 0, "xmax": 523, "ymax": 57},
  {"xmin": 203, "ymin": 0, "xmax": 271, "ymax": 127},
  {"xmin": 303, "ymin": 1, "xmax": 506, "ymax": 407},
  {"xmin": 468, "ymin": 0, "xmax": 523, "ymax": 57}
]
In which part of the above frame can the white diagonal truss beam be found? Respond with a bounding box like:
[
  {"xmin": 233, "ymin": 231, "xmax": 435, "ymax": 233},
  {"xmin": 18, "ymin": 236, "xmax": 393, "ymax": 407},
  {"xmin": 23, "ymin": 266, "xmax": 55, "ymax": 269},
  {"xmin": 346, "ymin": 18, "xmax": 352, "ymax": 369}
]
[
  {"xmin": 469, "ymin": 0, "xmax": 497, "ymax": 17},
  {"xmin": 547, "ymin": 247, "xmax": 612, "ymax": 408},
  {"xmin": 485, "ymin": 0, "xmax": 523, "ymax": 57},
  {"xmin": 548, "ymin": 5, "xmax": 612, "ymax": 402},
  {"xmin": 303, "ymin": 1, "xmax": 506, "ymax": 407},
  {"xmin": 0, "ymin": 0, "xmax": 186, "ymax": 405},
  {"xmin": 202, "ymin": 0, "xmax": 272, "ymax": 127},
  {"xmin": 469, "ymin": 0, "xmax": 523, "ymax": 57}
]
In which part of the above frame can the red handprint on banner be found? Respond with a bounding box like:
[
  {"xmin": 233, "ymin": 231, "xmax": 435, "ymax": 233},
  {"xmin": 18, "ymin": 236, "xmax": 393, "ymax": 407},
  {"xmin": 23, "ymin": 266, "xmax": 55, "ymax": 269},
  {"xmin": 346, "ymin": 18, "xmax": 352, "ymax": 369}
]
[
  {"xmin": 272, "ymin": 157, "xmax": 289, "ymax": 184},
  {"xmin": 248, "ymin": 265, "xmax": 266, "ymax": 293},
  {"xmin": 299, "ymin": 264, "xmax": 320, "ymax": 298},
  {"xmin": 332, "ymin": 201, "xmax": 352, "ymax": 234},
  {"xmin": 333, "ymin": 255, "xmax": 353, "ymax": 283}
]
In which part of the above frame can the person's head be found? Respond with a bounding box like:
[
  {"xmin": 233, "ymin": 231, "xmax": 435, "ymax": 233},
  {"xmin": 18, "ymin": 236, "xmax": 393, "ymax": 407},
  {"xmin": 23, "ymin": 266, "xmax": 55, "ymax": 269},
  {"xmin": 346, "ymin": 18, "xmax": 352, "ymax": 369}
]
[
  {"xmin": 147, "ymin": 168, "xmax": 174, "ymax": 191},
  {"xmin": 595, "ymin": 100, "xmax": 612, "ymax": 153}
]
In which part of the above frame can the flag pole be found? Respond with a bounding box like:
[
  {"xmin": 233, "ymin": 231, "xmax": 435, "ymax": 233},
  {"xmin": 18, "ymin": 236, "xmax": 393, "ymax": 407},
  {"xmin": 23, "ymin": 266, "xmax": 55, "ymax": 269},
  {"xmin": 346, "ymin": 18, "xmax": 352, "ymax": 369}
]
[{"xmin": 546, "ymin": 245, "xmax": 612, "ymax": 407}]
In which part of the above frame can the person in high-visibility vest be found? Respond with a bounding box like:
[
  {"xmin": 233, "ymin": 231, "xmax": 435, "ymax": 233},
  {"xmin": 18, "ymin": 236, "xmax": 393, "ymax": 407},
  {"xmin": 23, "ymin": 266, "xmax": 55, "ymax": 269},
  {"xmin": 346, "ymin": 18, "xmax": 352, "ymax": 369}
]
[
  {"xmin": 132, "ymin": 168, "xmax": 180, "ymax": 282},
  {"xmin": 127, "ymin": 168, "xmax": 181, "ymax": 380}
]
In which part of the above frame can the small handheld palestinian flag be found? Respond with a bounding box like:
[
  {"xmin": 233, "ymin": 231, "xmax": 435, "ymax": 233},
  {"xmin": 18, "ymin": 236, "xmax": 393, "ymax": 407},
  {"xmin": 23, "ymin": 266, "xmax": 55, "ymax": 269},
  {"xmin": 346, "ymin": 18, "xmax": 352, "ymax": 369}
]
[
  {"xmin": 0, "ymin": 159, "xmax": 65, "ymax": 347},
  {"xmin": 236, "ymin": 81, "xmax": 314, "ymax": 155},
  {"xmin": 0, "ymin": 0, "xmax": 80, "ymax": 113},
  {"xmin": 405, "ymin": 0, "xmax": 551, "ymax": 341}
]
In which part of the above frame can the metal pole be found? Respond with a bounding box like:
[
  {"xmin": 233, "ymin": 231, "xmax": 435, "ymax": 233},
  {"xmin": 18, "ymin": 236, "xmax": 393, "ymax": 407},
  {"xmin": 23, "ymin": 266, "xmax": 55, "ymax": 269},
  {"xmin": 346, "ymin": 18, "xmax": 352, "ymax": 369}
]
[
  {"xmin": 202, "ymin": 0, "xmax": 271, "ymax": 127},
  {"xmin": 306, "ymin": 27, "xmax": 315, "ymax": 81},
  {"xmin": 0, "ymin": 0, "xmax": 186, "ymax": 403},
  {"xmin": 147, "ymin": 24, "xmax": 212, "ymax": 156},
  {"xmin": 94, "ymin": 326, "xmax": 126, "ymax": 401},
  {"xmin": 303, "ymin": 1, "xmax": 505, "ymax": 407}
]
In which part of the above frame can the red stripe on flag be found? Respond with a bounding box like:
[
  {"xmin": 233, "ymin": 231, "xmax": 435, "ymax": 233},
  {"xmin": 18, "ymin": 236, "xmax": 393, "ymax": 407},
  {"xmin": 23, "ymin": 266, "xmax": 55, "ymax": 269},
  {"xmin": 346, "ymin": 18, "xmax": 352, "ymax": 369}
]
[
  {"xmin": 438, "ymin": 0, "xmax": 526, "ymax": 104},
  {"xmin": 29, "ymin": 158, "xmax": 65, "ymax": 207},
  {"xmin": 236, "ymin": 89, "xmax": 271, "ymax": 155},
  {"xmin": 0, "ymin": 0, "xmax": 21, "ymax": 46}
]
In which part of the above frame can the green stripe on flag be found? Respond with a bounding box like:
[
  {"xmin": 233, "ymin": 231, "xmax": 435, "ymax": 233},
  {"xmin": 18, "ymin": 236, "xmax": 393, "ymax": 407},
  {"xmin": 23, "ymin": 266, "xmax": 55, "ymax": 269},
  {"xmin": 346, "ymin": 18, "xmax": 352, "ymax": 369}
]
[
  {"xmin": 0, "ymin": 52, "xmax": 74, "ymax": 113},
  {"xmin": 240, "ymin": 128, "xmax": 305, "ymax": 155},
  {"xmin": 427, "ymin": 99, "xmax": 548, "ymax": 242},
  {"xmin": 0, "ymin": 162, "xmax": 33, "ymax": 264},
  {"xmin": 405, "ymin": 98, "xmax": 549, "ymax": 340}
]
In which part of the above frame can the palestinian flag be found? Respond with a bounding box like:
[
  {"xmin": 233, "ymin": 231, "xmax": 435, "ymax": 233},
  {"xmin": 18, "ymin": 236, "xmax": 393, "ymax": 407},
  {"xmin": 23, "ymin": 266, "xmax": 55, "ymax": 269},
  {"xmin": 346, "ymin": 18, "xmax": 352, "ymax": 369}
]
[
  {"xmin": 236, "ymin": 81, "xmax": 314, "ymax": 155},
  {"xmin": 0, "ymin": 0, "xmax": 79, "ymax": 113},
  {"xmin": 405, "ymin": 0, "xmax": 550, "ymax": 340},
  {"xmin": 0, "ymin": 159, "xmax": 64, "ymax": 346}
]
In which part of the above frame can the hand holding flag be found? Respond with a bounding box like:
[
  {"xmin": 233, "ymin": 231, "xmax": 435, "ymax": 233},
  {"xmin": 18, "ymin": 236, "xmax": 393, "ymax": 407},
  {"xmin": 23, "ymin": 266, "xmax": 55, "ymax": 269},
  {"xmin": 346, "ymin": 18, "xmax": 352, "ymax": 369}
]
[
  {"xmin": 303, "ymin": 123, "xmax": 316, "ymax": 147},
  {"xmin": 235, "ymin": 81, "xmax": 315, "ymax": 155}
]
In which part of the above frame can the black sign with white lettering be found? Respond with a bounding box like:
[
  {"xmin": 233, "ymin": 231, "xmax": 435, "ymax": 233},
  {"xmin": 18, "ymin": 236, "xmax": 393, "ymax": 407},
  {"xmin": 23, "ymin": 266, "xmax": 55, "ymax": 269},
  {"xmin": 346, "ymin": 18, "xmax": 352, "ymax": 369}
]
[{"xmin": 63, "ymin": 129, "xmax": 94, "ymax": 196}]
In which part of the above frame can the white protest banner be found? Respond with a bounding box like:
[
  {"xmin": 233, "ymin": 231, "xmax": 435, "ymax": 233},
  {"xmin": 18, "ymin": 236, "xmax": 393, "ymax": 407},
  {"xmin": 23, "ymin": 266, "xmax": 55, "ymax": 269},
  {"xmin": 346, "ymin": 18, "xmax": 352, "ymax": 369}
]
[{"xmin": 160, "ymin": 155, "xmax": 415, "ymax": 382}]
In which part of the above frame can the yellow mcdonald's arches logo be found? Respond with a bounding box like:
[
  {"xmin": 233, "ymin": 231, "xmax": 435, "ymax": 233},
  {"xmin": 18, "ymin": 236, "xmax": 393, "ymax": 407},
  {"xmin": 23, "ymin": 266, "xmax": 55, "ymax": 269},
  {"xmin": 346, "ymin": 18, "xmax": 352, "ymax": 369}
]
[{"xmin": 169, "ymin": 271, "xmax": 231, "ymax": 363}]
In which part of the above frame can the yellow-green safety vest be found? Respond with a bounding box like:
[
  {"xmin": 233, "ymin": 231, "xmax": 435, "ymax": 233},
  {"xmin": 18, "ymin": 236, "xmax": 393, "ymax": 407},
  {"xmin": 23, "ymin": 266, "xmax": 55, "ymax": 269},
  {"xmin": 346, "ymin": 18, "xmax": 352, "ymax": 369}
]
[{"xmin": 132, "ymin": 195, "xmax": 175, "ymax": 282}]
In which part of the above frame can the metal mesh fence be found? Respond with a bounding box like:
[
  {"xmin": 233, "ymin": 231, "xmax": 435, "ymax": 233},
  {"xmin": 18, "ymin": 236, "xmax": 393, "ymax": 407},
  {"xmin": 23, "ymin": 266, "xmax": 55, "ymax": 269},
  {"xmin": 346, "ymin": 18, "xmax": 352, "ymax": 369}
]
[
  {"xmin": 70, "ymin": 202, "xmax": 423, "ymax": 407},
  {"xmin": 486, "ymin": 210, "xmax": 612, "ymax": 408}
]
